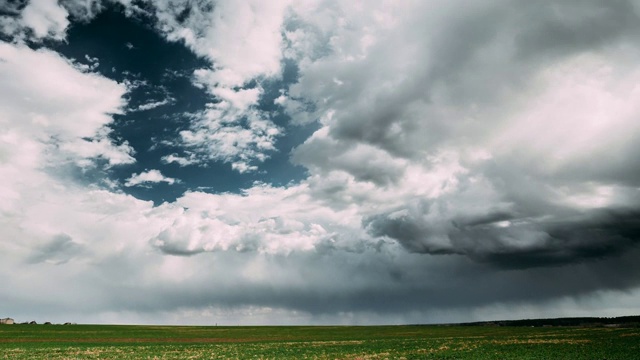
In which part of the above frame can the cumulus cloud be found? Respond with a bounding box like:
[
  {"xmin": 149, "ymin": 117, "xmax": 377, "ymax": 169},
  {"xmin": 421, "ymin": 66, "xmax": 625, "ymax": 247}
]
[
  {"xmin": 125, "ymin": 169, "xmax": 178, "ymax": 187},
  {"xmin": 0, "ymin": 43, "xmax": 133, "ymax": 168},
  {"xmin": 0, "ymin": 0, "xmax": 70, "ymax": 41},
  {"xmin": 153, "ymin": 0, "xmax": 290, "ymax": 86},
  {"xmin": 284, "ymin": 0, "xmax": 640, "ymax": 271},
  {"xmin": 148, "ymin": 184, "xmax": 361, "ymax": 257}
]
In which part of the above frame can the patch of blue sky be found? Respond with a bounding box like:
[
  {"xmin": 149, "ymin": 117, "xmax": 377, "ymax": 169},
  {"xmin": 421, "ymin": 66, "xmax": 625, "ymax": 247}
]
[{"xmin": 48, "ymin": 4, "xmax": 314, "ymax": 204}]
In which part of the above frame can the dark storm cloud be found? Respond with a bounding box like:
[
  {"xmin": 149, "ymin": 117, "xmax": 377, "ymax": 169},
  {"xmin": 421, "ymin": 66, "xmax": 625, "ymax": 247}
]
[
  {"xmin": 473, "ymin": 209, "xmax": 640, "ymax": 268},
  {"xmin": 366, "ymin": 205, "xmax": 640, "ymax": 269},
  {"xmin": 87, "ymin": 243, "xmax": 640, "ymax": 318}
]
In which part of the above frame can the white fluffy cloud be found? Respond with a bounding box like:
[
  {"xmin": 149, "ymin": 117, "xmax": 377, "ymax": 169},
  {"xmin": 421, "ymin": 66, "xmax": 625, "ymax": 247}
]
[
  {"xmin": 0, "ymin": 39, "xmax": 138, "ymax": 286},
  {"xmin": 21, "ymin": 0, "xmax": 69, "ymax": 39},
  {"xmin": 0, "ymin": 38, "xmax": 152, "ymax": 320},
  {"xmin": 0, "ymin": 0, "xmax": 70, "ymax": 41},
  {"xmin": 154, "ymin": 0, "xmax": 290, "ymax": 86},
  {"xmin": 0, "ymin": 43, "xmax": 133, "ymax": 169},
  {"xmin": 125, "ymin": 169, "xmax": 178, "ymax": 187},
  {"xmin": 150, "ymin": 183, "xmax": 362, "ymax": 256}
]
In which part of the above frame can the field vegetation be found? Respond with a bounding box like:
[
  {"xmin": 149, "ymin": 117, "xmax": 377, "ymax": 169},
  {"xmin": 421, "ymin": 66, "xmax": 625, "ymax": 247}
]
[{"xmin": 1, "ymin": 323, "xmax": 638, "ymax": 359}]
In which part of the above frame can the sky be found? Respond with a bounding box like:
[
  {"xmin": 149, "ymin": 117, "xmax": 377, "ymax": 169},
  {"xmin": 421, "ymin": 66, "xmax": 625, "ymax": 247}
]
[{"xmin": 1, "ymin": 0, "xmax": 640, "ymax": 325}]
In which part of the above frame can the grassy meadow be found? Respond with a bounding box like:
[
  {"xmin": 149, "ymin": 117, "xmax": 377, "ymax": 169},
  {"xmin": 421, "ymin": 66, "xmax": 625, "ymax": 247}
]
[{"xmin": 1, "ymin": 323, "xmax": 638, "ymax": 359}]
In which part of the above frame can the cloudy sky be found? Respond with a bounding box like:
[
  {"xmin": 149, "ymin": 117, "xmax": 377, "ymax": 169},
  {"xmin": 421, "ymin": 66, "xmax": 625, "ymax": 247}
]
[{"xmin": 2, "ymin": 0, "xmax": 640, "ymax": 325}]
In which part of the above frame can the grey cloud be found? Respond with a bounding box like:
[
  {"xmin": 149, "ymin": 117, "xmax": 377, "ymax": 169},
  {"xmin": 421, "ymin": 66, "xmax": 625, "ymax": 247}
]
[
  {"xmin": 365, "ymin": 207, "xmax": 460, "ymax": 256},
  {"xmin": 551, "ymin": 136, "xmax": 640, "ymax": 190},
  {"xmin": 292, "ymin": 0, "xmax": 640, "ymax": 163},
  {"xmin": 26, "ymin": 233, "xmax": 83, "ymax": 265},
  {"xmin": 514, "ymin": 0, "xmax": 640, "ymax": 60},
  {"xmin": 151, "ymin": 240, "xmax": 205, "ymax": 257},
  {"xmin": 83, "ymin": 243, "xmax": 640, "ymax": 319},
  {"xmin": 294, "ymin": 2, "xmax": 513, "ymax": 157},
  {"xmin": 459, "ymin": 209, "xmax": 640, "ymax": 269},
  {"xmin": 292, "ymin": 136, "xmax": 406, "ymax": 186},
  {"xmin": 366, "ymin": 204, "xmax": 640, "ymax": 269},
  {"xmin": 8, "ymin": 220, "xmax": 640, "ymax": 324}
]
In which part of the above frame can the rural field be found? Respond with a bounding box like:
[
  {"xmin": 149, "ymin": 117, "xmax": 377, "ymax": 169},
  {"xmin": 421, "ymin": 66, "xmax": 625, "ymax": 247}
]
[{"xmin": 0, "ymin": 323, "xmax": 638, "ymax": 359}]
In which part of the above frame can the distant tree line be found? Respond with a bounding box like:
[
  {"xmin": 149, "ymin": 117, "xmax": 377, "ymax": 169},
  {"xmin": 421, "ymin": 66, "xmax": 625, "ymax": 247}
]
[{"xmin": 454, "ymin": 315, "xmax": 640, "ymax": 328}]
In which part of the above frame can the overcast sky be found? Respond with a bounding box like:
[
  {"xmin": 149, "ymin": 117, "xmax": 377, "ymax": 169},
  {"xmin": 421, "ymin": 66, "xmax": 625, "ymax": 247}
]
[{"xmin": 2, "ymin": 0, "xmax": 640, "ymax": 325}]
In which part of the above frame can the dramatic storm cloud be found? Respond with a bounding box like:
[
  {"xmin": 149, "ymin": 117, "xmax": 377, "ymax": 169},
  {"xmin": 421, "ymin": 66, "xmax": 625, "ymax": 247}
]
[{"xmin": 1, "ymin": 0, "xmax": 640, "ymax": 325}]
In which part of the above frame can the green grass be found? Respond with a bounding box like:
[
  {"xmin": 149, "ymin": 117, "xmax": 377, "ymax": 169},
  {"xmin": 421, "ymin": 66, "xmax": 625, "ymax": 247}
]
[{"xmin": 1, "ymin": 324, "xmax": 638, "ymax": 359}]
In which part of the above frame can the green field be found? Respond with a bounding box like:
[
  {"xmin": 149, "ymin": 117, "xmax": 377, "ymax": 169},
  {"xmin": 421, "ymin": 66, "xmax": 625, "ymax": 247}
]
[{"xmin": 1, "ymin": 324, "xmax": 638, "ymax": 359}]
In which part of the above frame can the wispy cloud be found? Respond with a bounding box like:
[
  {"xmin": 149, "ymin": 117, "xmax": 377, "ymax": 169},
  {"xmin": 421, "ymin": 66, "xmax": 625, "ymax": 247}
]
[
  {"xmin": 131, "ymin": 98, "xmax": 175, "ymax": 112},
  {"xmin": 148, "ymin": 0, "xmax": 290, "ymax": 172}
]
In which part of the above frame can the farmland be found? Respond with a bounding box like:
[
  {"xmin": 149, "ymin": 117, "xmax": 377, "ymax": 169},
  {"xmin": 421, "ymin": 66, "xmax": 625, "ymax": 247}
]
[{"xmin": 1, "ymin": 323, "xmax": 638, "ymax": 359}]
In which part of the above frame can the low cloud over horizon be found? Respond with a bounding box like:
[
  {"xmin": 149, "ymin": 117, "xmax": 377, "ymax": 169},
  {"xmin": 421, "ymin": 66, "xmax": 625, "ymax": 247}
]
[{"xmin": 2, "ymin": 0, "xmax": 640, "ymax": 325}]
